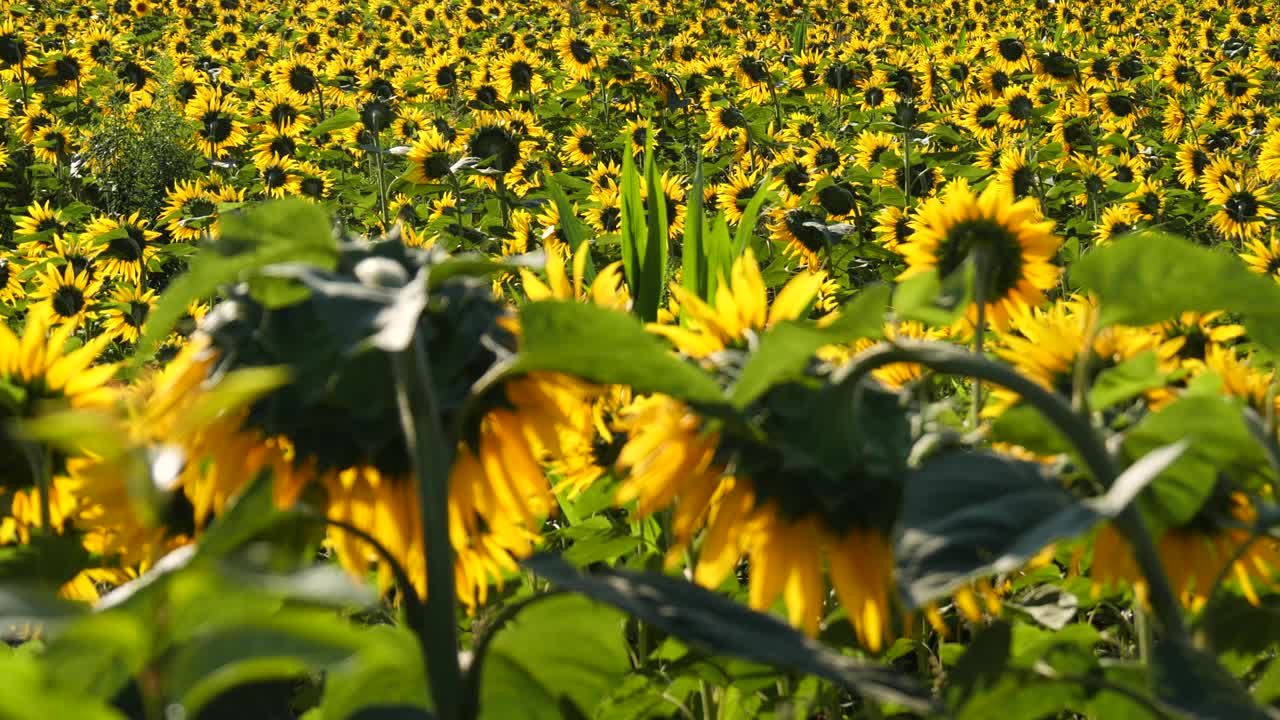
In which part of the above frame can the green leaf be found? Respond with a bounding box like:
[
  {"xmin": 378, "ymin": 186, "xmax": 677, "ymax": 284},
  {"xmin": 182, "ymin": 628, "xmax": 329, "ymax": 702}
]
[
  {"xmin": 638, "ymin": 129, "xmax": 668, "ymax": 323},
  {"xmin": 1087, "ymin": 351, "xmax": 1167, "ymax": 410},
  {"xmin": 618, "ymin": 128, "xmax": 646, "ymax": 315},
  {"xmin": 987, "ymin": 404, "xmax": 1072, "ymax": 456},
  {"xmin": 0, "ymin": 585, "xmax": 86, "ymax": 640},
  {"xmin": 0, "ymin": 532, "xmax": 93, "ymax": 590},
  {"xmin": 170, "ymin": 609, "xmax": 371, "ymax": 718},
  {"xmin": 681, "ymin": 158, "xmax": 707, "ymax": 320},
  {"xmin": 1123, "ymin": 394, "xmax": 1269, "ymax": 537},
  {"xmin": 0, "ymin": 651, "xmax": 128, "ymax": 720},
  {"xmin": 947, "ymin": 622, "xmax": 1101, "ymax": 720},
  {"xmin": 512, "ymin": 301, "xmax": 725, "ymax": 408},
  {"xmin": 893, "ymin": 264, "xmax": 973, "ymax": 327},
  {"xmin": 896, "ymin": 445, "xmax": 1185, "ymax": 607},
  {"xmin": 705, "ymin": 214, "xmax": 734, "ymax": 302},
  {"xmin": 40, "ymin": 612, "xmax": 151, "ymax": 699},
  {"xmin": 477, "ymin": 594, "xmax": 630, "ymax": 720},
  {"xmin": 136, "ymin": 200, "xmax": 337, "ymax": 364},
  {"xmin": 732, "ymin": 176, "xmax": 771, "ymax": 258},
  {"xmin": 309, "ymin": 109, "xmax": 361, "ymax": 137},
  {"xmin": 730, "ymin": 284, "xmax": 890, "ymax": 407},
  {"xmin": 1153, "ymin": 638, "xmax": 1270, "ymax": 720},
  {"xmin": 312, "ymin": 625, "xmax": 431, "ymax": 720},
  {"xmin": 546, "ymin": 180, "xmax": 594, "ymax": 284},
  {"xmin": 524, "ymin": 554, "xmax": 937, "ymax": 713},
  {"xmin": 1071, "ymin": 231, "xmax": 1280, "ymax": 350}
]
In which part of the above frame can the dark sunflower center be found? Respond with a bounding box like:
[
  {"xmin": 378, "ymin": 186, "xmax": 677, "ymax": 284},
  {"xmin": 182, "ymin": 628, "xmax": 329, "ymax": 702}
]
[
  {"xmin": 421, "ymin": 151, "xmax": 453, "ymax": 179},
  {"xmin": 935, "ymin": 218, "xmax": 1026, "ymax": 300},
  {"xmin": 176, "ymin": 80, "xmax": 198, "ymax": 103},
  {"xmin": 126, "ymin": 301, "xmax": 150, "ymax": 327},
  {"xmin": 473, "ymin": 85, "xmax": 498, "ymax": 105},
  {"xmin": 468, "ymin": 126, "xmax": 520, "ymax": 172},
  {"xmin": 817, "ymin": 184, "xmax": 857, "ymax": 216},
  {"xmin": 814, "ymin": 147, "xmax": 840, "ymax": 167},
  {"xmin": 52, "ymin": 284, "xmax": 86, "ymax": 318},
  {"xmin": 975, "ymin": 103, "xmax": 998, "ymax": 128},
  {"xmin": 37, "ymin": 217, "xmax": 64, "ymax": 233},
  {"xmin": 300, "ymin": 177, "xmax": 326, "ymax": 198},
  {"xmin": 785, "ymin": 209, "xmax": 826, "ymax": 251},
  {"xmin": 106, "ymin": 230, "xmax": 145, "ymax": 262},
  {"xmin": 1110, "ymin": 221, "xmax": 1131, "ymax": 236},
  {"xmin": 1225, "ymin": 192, "xmax": 1259, "ymax": 221},
  {"xmin": 783, "ymin": 165, "xmax": 810, "ymax": 194},
  {"xmin": 598, "ymin": 206, "xmax": 620, "ymax": 232},
  {"xmin": 864, "ymin": 86, "xmax": 884, "ymax": 106},
  {"xmin": 569, "ymin": 39, "xmax": 592, "ymax": 64},
  {"xmin": 824, "ymin": 62, "xmax": 855, "ymax": 90},
  {"xmin": 997, "ymin": 38, "xmax": 1025, "ymax": 61},
  {"xmin": 435, "ymin": 66, "xmax": 456, "ymax": 87},
  {"xmin": 1039, "ymin": 51, "xmax": 1078, "ymax": 79},
  {"xmin": 576, "ymin": 135, "xmax": 596, "ymax": 155},
  {"xmin": 1009, "ymin": 95, "xmax": 1034, "ymax": 120},
  {"xmin": 264, "ymin": 166, "xmax": 288, "ymax": 187},
  {"xmin": 1106, "ymin": 94, "xmax": 1134, "ymax": 117},
  {"xmin": 1174, "ymin": 65, "xmax": 1194, "ymax": 83},
  {"xmin": 508, "ymin": 61, "xmax": 534, "ymax": 91},
  {"xmin": 1115, "ymin": 165, "xmax": 1134, "ymax": 183},
  {"xmin": 201, "ymin": 113, "xmax": 233, "ymax": 143},
  {"xmin": 289, "ymin": 65, "xmax": 317, "ymax": 94},
  {"xmin": 0, "ymin": 34, "xmax": 28, "ymax": 66},
  {"xmin": 1011, "ymin": 165, "xmax": 1036, "ymax": 197},
  {"xmin": 949, "ymin": 63, "xmax": 970, "ymax": 82}
]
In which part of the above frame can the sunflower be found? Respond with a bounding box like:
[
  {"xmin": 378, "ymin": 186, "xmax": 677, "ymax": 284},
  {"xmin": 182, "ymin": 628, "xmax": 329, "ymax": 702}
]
[
  {"xmin": 100, "ymin": 285, "xmax": 157, "ymax": 344},
  {"xmin": 1092, "ymin": 491, "xmax": 1280, "ymax": 611},
  {"xmin": 1240, "ymin": 233, "xmax": 1280, "ymax": 281},
  {"xmin": 255, "ymin": 89, "xmax": 309, "ymax": 134},
  {"xmin": 1095, "ymin": 204, "xmax": 1140, "ymax": 243},
  {"xmin": 273, "ymin": 55, "xmax": 321, "ymax": 96},
  {"xmin": 1207, "ymin": 180, "xmax": 1276, "ymax": 242},
  {"xmin": 185, "ymin": 86, "xmax": 248, "ymax": 158},
  {"xmin": 852, "ymin": 131, "xmax": 897, "ymax": 169},
  {"xmin": 492, "ymin": 49, "xmax": 545, "ymax": 100},
  {"xmin": 13, "ymin": 200, "xmax": 69, "ymax": 258},
  {"xmin": 649, "ymin": 249, "xmax": 825, "ymax": 359},
  {"xmin": 1155, "ymin": 312, "xmax": 1247, "ymax": 367},
  {"xmin": 258, "ymin": 156, "xmax": 297, "ymax": 199},
  {"xmin": 985, "ymin": 297, "xmax": 1163, "ymax": 418},
  {"xmin": 32, "ymin": 123, "xmax": 74, "ymax": 165},
  {"xmin": 897, "ymin": 179, "xmax": 1062, "ymax": 331},
  {"xmin": 83, "ymin": 212, "xmax": 162, "ymax": 285},
  {"xmin": 29, "ymin": 265, "xmax": 103, "ymax": 329},
  {"xmin": 464, "ymin": 116, "xmax": 523, "ymax": 182},
  {"xmin": 162, "ymin": 180, "xmax": 221, "ymax": 242},
  {"xmin": 873, "ymin": 205, "xmax": 912, "ymax": 252},
  {"xmin": 613, "ymin": 385, "xmax": 900, "ymax": 647},
  {"xmin": 423, "ymin": 53, "xmax": 460, "ymax": 99},
  {"xmin": 0, "ymin": 255, "xmax": 25, "ymax": 306},
  {"xmin": 0, "ymin": 309, "xmax": 117, "ymax": 414},
  {"xmin": 585, "ymin": 189, "xmax": 622, "ymax": 235},
  {"xmin": 561, "ymin": 125, "xmax": 599, "ymax": 167},
  {"xmin": 715, "ymin": 168, "xmax": 764, "ymax": 226}
]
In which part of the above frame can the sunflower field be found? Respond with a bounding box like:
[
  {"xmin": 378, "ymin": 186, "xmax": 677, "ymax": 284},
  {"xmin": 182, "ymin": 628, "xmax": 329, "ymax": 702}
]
[{"xmin": 5, "ymin": 0, "xmax": 1280, "ymax": 716}]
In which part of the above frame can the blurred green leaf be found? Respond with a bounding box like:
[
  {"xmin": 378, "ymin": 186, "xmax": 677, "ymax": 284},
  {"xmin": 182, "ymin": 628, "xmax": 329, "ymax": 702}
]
[
  {"xmin": 730, "ymin": 284, "xmax": 890, "ymax": 408},
  {"xmin": 1071, "ymin": 231, "xmax": 1280, "ymax": 351},
  {"xmin": 1124, "ymin": 394, "xmax": 1269, "ymax": 537},
  {"xmin": 309, "ymin": 109, "xmax": 361, "ymax": 137},
  {"xmin": 893, "ymin": 264, "xmax": 973, "ymax": 327},
  {"xmin": 524, "ymin": 554, "xmax": 937, "ymax": 713},
  {"xmin": 1088, "ymin": 351, "xmax": 1167, "ymax": 410},
  {"xmin": 513, "ymin": 301, "xmax": 726, "ymax": 408},
  {"xmin": 477, "ymin": 594, "xmax": 629, "ymax": 720},
  {"xmin": 308, "ymin": 625, "xmax": 432, "ymax": 720},
  {"xmin": 1153, "ymin": 638, "xmax": 1269, "ymax": 720}
]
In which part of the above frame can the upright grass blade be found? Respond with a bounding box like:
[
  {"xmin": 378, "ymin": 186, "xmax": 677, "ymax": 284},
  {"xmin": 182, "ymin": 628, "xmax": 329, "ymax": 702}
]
[
  {"xmin": 640, "ymin": 129, "xmax": 669, "ymax": 322},
  {"xmin": 705, "ymin": 213, "xmax": 734, "ymax": 304},
  {"xmin": 546, "ymin": 178, "xmax": 595, "ymax": 284},
  {"xmin": 732, "ymin": 175, "xmax": 772, "ymax": 258},
  {"xmin": 680, "ymin": 157, "xmax": 706, "ymax": 325},
  {"xmin": 618, "ymin": 128, "xmax": 646, "ymax": 304}
]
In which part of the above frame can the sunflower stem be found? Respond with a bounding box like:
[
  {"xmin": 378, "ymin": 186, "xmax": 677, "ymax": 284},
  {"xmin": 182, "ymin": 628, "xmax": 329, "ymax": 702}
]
[
  {"xmin": 21, "ymin": 440, "xmax": 51, "ymax": 537},
  {"xmin": 839, "ymin": 340, "xmax": 1189, "ymax": 642},
  {"xmin": 373, "ymin": 131, "xmax": 390, "ymax": 229},
  {"xmin": 392, "ymin": 336, "xmax": 462, "ymax": 720},
  {"xmin": 969, "ymin": 251, "xmax": 988, "ymax": 430}
]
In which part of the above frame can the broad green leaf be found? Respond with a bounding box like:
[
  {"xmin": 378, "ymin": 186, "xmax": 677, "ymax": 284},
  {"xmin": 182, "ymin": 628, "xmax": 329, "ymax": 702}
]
[
  {"xmin": 1123, "ymin": 394, "xmax": 1270, "ymax": 537},
  {"xmin": 947, "ymin": 622, "xmax": 1100, "ymax": 720},
  {"xmin": 309, "ymin": 109, "xmax": 361, "ymax": 136},
  {"xmin": 1251, "ymin": 658, "xmax": 1280, "ymax": 704},
  {"xmin": 0, "ymin": 585, "xmax": 86, "ymax": 640},
  {"xmin": 0, "ymin": 651, "xmax": 127, "ymax": 720},
  {"xmin": 1199, "ymin": 595, "xmax": 1280, "ymax": 673},
  {"xmin": 896, "ymin": 445, "xmax": 1184, "ymax": 607},
  {"xmin": 730, "ymin": 284, "xmax": 890, "ymax": 407},
  {"xmin": 512, "ymin": 301, "xmax": 725, "ymax": 407},
  {"xmin": 1153, "ymin": 639, "xmax": 1270, "ymax": 720},
  {"xmin": 1087, "ymin": 351, "xmax": 1167, "ymax": 410},
  {"xmin": 40, "ymin": 612, "xmax": 152, "ymax": 699},
  {"xmin": 0, "ymin": 532, "xmax": 93, "ymax": 590},
  {"xmin": 893, "ymin": 264, "xmax": 973, "ymax": 327},
  {"xmin": 705, "ymin": 214, "xmax": 734, "ymax": 302},
  {"xmin": 987, "ymin": 404, "xmax": 1072, "ymax": 456},
  {"xmin": 312, "ymin": 625, "xmax": 431, "ymax": 720},
  {"xmin": 170, "ymin": 609, "xmax": 371, "ymax": 718},
  {"xmin": 1071, "ymin": 231, "xmax": 1280, "ymax": 350},
  {"xmin": 477, "ymin": 594, "xmax": 630, "ymax": 720},
  {"xmin": 524, "ymin": 554, "xmax": 937, "ymax": 713},
  {"xmin": 136, "ymin": 200, "xmax": 337, "ymax": 364}
]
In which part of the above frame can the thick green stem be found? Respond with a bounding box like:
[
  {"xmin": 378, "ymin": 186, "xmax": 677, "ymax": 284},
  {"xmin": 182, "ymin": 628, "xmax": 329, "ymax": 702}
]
[
  {"xmin": 839, "ymin": 339, "xmax": 1189, "ymax": 640},
  {"xmin": 392, "ymin": 336, "xmax": 462, "ymax": 720}
]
